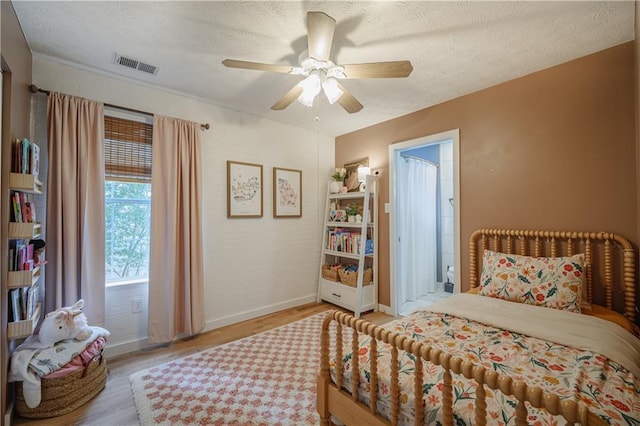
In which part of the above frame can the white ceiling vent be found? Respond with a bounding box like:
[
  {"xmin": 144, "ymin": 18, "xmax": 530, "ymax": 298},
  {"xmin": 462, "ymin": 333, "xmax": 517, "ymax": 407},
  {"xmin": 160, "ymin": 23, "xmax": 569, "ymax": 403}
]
[{"xmin": 114, "ymin": 53, "xmax": 158, "ymax": 75}]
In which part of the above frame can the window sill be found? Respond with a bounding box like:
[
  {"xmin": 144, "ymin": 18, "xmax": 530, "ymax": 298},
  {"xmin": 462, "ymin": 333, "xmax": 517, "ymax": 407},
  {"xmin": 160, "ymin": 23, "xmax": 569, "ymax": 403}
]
[{"xmin": 106, "ymin": 278, "xmax": 148, "ymax": 288}]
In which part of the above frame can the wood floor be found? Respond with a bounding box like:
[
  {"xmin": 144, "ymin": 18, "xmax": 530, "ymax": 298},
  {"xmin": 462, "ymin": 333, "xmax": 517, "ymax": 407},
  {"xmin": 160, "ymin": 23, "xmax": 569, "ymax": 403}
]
[{"xmin": 12, "ymin": 302, "xmax": 393, "ymax": 426}]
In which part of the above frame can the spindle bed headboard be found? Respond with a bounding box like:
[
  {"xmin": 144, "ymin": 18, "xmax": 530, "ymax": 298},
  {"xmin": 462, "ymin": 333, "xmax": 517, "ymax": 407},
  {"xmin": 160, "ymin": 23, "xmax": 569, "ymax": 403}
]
[{"xmin": 469, "ymin": 229, "xmax": 636, "ymax": 322}]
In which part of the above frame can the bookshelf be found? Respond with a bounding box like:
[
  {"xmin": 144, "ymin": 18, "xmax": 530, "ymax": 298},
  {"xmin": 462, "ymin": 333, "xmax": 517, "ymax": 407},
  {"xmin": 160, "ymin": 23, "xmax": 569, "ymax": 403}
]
[
  {"xmin": 317, "ymin": 175, "xmax": 378, "ymax": 318},
  {"xmin": 6, "ymin": 139, "xmax": 43, "ymax": 342}
]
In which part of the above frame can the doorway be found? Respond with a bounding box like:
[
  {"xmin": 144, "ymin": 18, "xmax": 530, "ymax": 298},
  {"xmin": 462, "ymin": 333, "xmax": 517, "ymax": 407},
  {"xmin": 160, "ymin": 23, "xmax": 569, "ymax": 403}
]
[{"xmin": 389, "ymin": 129, "xmax": 460, "ymax": 316}]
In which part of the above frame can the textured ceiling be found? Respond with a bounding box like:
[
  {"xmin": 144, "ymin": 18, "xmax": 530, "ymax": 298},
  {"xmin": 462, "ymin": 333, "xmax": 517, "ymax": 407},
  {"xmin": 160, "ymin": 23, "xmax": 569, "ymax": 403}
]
[{"xmin": 12, "ymin": 1, "xmax": 635, "ymax": 137}]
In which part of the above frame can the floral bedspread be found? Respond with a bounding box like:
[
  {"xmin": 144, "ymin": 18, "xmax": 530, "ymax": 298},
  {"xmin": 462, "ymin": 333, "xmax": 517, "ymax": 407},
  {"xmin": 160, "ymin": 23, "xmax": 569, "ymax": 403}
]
[{"xmin": 329, "ymin": 310, "xmax": 640, "ymax": 425}]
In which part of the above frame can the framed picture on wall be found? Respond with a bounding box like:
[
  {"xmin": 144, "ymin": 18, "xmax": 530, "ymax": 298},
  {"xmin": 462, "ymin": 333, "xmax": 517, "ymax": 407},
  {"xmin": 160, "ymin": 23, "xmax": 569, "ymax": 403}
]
[
  {"xmin": 273, "ymin": 167, "xmax": 302, "ymax": 218},
  {"xmin": 227, "ymin": 160, "xmax": 263, "ymax": 218},
  {"xmin": 343, "ymin": 157, "xmax": 369, "ymax": 192}
]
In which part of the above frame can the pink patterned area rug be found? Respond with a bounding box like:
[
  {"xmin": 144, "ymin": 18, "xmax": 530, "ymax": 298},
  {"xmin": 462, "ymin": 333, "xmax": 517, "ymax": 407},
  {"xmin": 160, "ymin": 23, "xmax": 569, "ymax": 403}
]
[{"xmin": 130, "ymin": 312, "xmax": 331, "ymax": 425}]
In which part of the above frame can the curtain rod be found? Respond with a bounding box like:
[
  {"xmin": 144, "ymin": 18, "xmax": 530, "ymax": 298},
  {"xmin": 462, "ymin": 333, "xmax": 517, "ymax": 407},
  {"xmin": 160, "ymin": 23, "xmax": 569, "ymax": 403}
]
[
  {"xmin": 29, "ymin": 84, "xmax": 210, "ymax": 130},
  {"xmin": 400, "ymin": 153, "xmax": 439, "ymax": 167}
]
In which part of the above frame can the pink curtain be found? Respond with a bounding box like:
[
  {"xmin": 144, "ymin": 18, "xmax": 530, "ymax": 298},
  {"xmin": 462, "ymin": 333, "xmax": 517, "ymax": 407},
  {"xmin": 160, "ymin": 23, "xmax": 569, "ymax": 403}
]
[
  {"xmin": 148, "ymin": 115, "xmax": 204, "ymax": 343},
  {"xmin": 46, "ymin": 92, "xmax": 105, "ymax": 326}
]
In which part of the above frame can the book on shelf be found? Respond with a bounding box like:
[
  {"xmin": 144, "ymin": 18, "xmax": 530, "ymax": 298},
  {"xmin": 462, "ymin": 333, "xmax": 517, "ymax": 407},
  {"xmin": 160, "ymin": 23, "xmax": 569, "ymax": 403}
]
[
  {"xmin": 9, "ymin": 285, "xmax": 38, "ymax": 322},
  {"xmin": 12, "ymin": 138, "xmax": 40, "ymax": 175},
  {"xmin": 8, "ymin": 241, "xmax": 35, "ymax": 272},
  {"xmin": 13, "ymin": 192, "xmax": 22, "ymax": 222},
  {"xmin": 20, "ymin": 287, "xmax": 29, "ymax": 319},
  {"xmin": 11, "ymin": 192, "xmax": 36, "ymax": 223},
  {"xmin": 10, "ymin": 289, "xmax": 22, "ymax": 321},
  {"xmin": 30, "ymin": 142, "xmax": 40, "ymax": 178},
  {"xmin": 8, "ymin": 248, "xmax": 14, "ymax": 271},
  {"xmin": 326, "ymin": 228, "xmax": 364, "ymax": 254},
  {"xmin": 21, "ymin": 139, "xmax": 30, "ymax": 175},
  {"xmin": 26, "ymin": 283, "xmax": 38, "ymax": 320}
]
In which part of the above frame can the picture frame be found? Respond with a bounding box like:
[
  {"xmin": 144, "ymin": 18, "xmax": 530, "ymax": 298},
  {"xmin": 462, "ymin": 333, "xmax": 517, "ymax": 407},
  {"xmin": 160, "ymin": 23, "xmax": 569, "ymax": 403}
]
[
  {"xmin": 343, "ymin": 157, "xmax": 369, "ymax": 192},
  {"xmin": 273, "ymin": 167, "xmax": 302, "ymax": 218},
  {"xmin": 227, "ymin": 160, "xmax": 263, "ymax": 218}
]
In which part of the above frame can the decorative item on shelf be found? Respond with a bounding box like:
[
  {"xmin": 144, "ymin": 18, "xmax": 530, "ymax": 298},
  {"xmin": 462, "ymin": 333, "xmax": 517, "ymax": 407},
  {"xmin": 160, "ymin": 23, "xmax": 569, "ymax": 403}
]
[
  {"xmin": 345, "ymin": 203, "xmax": 360, "ymax": 223},
  {"xmin": 330, "ymin": 168, "xmax": 346, "ymax": 193},
  {"xmin": 344, "ymin": 171, "xmax": 359, "ymax": 192},
  {"xmin": 357, "ymin": 165, "xmax": 371, "ymax": 192},
  {"xmin": 329, "ymin": 209, "xmax": 346, "ymax": 222}
]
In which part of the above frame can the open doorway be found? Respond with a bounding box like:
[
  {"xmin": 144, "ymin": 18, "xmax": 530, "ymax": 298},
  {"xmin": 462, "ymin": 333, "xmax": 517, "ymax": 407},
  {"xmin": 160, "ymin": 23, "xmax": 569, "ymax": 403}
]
[{"xmin": 389, "ymin": 129, "xmax": 460, "ymax": 316}]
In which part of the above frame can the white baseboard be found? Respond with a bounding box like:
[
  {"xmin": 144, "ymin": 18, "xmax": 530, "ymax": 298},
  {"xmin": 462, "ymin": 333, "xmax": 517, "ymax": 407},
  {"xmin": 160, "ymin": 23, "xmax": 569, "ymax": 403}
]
[
  {"xmin": 202, "ymin": 294, "xmax": 318, "ymax": 332},
  {"xmin": 104, "ymin": 294, "xmax": 319, "ymax": 358},
  {"xmin": 104, "ymin": 337, "xmax": 150, "ymax": 359},
  {"xmin": 377, "ymin": 303, "xmax": 393, "ymax": 315}
]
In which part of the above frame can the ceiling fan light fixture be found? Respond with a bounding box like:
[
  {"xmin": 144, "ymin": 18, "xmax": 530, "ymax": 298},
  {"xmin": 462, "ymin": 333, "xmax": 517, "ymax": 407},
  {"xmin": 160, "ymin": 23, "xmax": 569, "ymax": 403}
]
[
  {"xmin": 322, "ymin": 77, "xmax": 343, "ymax": 104},
  {"xmin": 297, "ymin": 72, "xmax": 322, "ymax": 107}
]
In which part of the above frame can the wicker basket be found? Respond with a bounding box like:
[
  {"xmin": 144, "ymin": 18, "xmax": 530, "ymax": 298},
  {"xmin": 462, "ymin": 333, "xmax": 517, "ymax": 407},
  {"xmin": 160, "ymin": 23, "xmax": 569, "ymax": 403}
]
[
  {"xmin": 321, "ymin": 264, "xmax": 342, "ymax": 281},
  {"xmin": 16, "ymin": 354, "xmax": 107, "ymax": 419},
  {"xmin": 338, "ymin": 268, "xmax": 373, "ymax": 287}
]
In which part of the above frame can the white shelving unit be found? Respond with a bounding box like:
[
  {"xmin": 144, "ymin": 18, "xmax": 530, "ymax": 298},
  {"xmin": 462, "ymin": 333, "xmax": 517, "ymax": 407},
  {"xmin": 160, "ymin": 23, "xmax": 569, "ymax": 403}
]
[{"xmin": 317, "ymin": 175, "xmax": 378, "ymax": 318}]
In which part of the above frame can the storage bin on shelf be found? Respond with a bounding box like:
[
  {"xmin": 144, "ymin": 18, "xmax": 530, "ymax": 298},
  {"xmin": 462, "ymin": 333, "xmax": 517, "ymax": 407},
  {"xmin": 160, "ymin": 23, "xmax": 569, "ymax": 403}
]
[
  {"xmin": 338, "ymin": 267, "xmax": 373, "ymax": 287},
  {"xmin": 321, "ymin": 264, "xmax": 342, "ymax": 282}
]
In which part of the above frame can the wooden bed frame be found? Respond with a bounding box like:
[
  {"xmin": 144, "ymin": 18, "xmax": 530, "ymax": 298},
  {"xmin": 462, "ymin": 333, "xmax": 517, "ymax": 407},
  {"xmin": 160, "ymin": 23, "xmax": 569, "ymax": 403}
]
[{"xmin": 318, "ymin": 228, "xmax": 637, "ymax": 426}]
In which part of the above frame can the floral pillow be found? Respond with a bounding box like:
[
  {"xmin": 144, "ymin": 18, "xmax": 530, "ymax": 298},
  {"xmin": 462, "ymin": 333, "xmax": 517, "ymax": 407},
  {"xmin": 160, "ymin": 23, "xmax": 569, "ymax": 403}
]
[{"xmin": 479, "ymin": 250, "xmax": 584, "ymax": 313}]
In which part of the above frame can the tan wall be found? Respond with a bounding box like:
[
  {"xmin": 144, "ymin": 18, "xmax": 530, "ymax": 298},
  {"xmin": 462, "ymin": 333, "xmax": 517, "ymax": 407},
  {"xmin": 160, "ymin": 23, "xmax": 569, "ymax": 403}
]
[
  {"xmin": 1, "ymin": 0, "xmax": 32, "ymax": 419},
  {"xmin": 635, "ymin": 3, "xmax": 640, "ymax": 256},
  {"xmin": 336, "ymin": 43, "xmax": 636, "ymax": 311},
  {"xmin": 2, "ymin": 1, "xmax": 32, "ymax": 139}
]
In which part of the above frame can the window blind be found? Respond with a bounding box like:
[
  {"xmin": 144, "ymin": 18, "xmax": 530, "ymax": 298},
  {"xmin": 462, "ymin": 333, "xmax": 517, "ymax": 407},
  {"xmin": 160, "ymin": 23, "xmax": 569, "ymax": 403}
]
[{"xmin": 104, "ymin": 116, "xmax": 152, "ymax": 182}]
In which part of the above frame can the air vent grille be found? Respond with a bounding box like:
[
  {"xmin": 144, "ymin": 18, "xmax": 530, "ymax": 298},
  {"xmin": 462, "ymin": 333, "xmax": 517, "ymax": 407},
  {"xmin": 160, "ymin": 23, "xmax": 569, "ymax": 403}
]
[
  {"xmin": 114, "ymin": 54, "xmax": 158, "ymax": 75},
  {"xmin": 137, "ymin": 62, "xmax": 158, "ymax": 75}
]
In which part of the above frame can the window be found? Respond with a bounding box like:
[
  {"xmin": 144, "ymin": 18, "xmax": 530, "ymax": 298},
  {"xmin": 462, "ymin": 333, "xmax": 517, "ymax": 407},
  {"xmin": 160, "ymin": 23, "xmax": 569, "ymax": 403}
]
[
  {"xmin": 105, "ymin": 181, "xmax": 151, "ymax": 284},
  {"xmin": 104, "ymin": 113, "xmax": 153, "ymax": 286}
]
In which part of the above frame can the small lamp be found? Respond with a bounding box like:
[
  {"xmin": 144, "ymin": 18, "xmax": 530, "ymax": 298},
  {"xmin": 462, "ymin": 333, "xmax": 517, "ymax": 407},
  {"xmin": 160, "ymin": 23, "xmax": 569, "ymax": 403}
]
[{"xmin": 357, "ymin": 165, "xmax": 371, "ymax": 191}]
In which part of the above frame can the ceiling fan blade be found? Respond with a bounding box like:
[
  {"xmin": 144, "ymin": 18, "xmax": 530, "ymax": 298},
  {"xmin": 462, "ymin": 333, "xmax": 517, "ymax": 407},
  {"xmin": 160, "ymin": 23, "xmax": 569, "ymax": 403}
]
[
  {"xmin": 222, "ymin": 59, "xmax": 295, "ymax": 74},
  {"xmin": 341, "ymin": 61, "xmax": 413, "ymax": 78},
  {"xmin": 335, "ymin": 81, "xmax": 363, "ymax": 114},
  {"xmin": 307, "ymin": 12, "xmax": 335, "ymax": 62},
  {"xmin": 271, "ymin": 84, "xmax": 304, "ymax": 111}
]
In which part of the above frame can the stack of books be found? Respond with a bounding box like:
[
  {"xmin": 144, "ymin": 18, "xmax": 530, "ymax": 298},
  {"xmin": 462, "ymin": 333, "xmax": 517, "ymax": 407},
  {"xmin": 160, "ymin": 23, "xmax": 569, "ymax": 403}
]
[{"xmin": 12, "ymin": 138, "xmax": 40, "ymax": 177}]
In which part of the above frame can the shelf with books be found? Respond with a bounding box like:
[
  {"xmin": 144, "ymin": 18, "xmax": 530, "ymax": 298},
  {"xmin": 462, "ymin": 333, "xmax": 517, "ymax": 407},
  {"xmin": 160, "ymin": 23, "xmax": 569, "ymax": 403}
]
[
  {"xmin": 7, "ymin": 303, "xmax": 41, "ymax": 340},
  {"xmin": 12, "ymin": 138, "xmax": 40, "ymax": 179},
  {"xmin": 7, "ymin": 266, "xmax": 41, "ymax": 290}
]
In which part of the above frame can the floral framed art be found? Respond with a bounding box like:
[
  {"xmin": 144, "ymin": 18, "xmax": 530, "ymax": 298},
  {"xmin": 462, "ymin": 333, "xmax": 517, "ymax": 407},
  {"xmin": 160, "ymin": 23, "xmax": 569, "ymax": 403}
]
[
  {"xmin": 273, "ymin": 167, "xmax": 302, "ymax": 218},
  {"xmin": 227, "ymin": 160, "xmax": 263, "ymax": 218}
]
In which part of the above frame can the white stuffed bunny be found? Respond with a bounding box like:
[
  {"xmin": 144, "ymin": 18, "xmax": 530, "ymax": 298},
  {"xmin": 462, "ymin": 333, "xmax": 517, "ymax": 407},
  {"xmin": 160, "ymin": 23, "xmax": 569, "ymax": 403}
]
[{"xmin": 28, "ymin": 299, "xmax": 92, "ymax": 349}]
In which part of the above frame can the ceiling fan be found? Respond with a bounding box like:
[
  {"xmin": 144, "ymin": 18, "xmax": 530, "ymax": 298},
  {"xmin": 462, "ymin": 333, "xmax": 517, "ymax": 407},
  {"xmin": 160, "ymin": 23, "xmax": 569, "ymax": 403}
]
[{"xmin": 222, "ymin": 11, "xmax": 413, "ymax": 114}]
